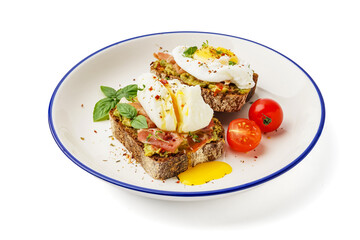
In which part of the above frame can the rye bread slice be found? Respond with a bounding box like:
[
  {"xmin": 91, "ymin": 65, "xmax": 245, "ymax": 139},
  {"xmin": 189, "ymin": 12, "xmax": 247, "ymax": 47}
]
[
  {"xmin": 109, "ymin": 109, "xmax": 225, "ymax": 180},
  {"xmin": 151, "ymin": 66, "xmax": 258, "ymax": 112}
]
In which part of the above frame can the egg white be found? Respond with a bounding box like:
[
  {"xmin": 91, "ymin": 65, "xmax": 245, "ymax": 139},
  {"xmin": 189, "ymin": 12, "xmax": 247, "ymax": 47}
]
[
  {"xmin": 172, "ymin": 46, "xmax": 255, "ymax": 89},
  {"xmin": 137, "ymin": 73, "xmax": 213, "ymax": 133},
  {"xmin": 167, "ymin": 79, "xmax": 213, "ymax": 133},
  {"xmin": 137, "ymin": 73, "xmax": 177, "ymax": 131}
]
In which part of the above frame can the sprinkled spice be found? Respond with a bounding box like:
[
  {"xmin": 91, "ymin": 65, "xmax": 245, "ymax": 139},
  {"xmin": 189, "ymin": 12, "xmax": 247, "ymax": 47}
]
[
  {"xmin": 149, "ymin": 86, "xmax": 153, "ymax": 91},
  {"xmin": 94, "ymin": 130, "xmax": 97, "ymax": 133},
  {"xmin": 160, "ymin": 79, "xmax": 168, "ymax": 85},
  {"xmin": 81, "ymin": 104, "xmax": 84, "ymax": 108},
  {"xmin": 80, "ymin": 137, "xmax": 85, "ymax": 140},
  {"xmin": 155, "ymin": 95, "xmax": 160, "ymax": 100}
]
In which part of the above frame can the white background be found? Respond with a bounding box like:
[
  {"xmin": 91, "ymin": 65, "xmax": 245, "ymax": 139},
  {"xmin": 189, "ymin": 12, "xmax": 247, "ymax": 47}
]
[{"xmin": 1, "ymin": 0, "xmax": 359, "ymax": 239}]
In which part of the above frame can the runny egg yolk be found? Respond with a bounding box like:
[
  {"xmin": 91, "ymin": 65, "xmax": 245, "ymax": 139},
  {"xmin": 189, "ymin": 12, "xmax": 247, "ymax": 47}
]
[
  {"xmin": 193, "ymin": 46, "xmax": 239, "ymax": 64},
  {"xmin": 178, "ymin": 161, "xmax": 232, "ymax": 186},
  {"xmin": 161, "ymin": 84, "xmax": 183, "ymax": 132}
]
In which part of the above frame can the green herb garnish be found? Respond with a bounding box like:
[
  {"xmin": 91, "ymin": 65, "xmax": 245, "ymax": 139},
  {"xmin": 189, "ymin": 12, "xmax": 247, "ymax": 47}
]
[
  {"xmin": 116, "ymin": 103, "xmax": 137, "ymax": 119},
  {"xmin": 100, "ymin": 86, "xmax": 117, "ymax": 98},
  {"xmin": 216, "ymin": 50, "xmax": 223, "ymax": 54},
  {"xmin": 189, "ymin": 132, "xmax": 200, "ymax": 143},
  {"xmin": 93, "ymin": 84, "xmax": 145, "ymax": 122},
  {"xmin": 116, "ymin": 84, "xmax": 145, "ymax": 102},
  {"xmin": 130, "ymin": 115, "xmax": 148, "ymax": 129},
  {"xmin": 116, "ymin": 103, "xmax": 148, "ymax": 129},
  {"xmin": 183, "ymin": 46, "xmax": 198, "ymax": 58},
  {"xmin": 93, "ymin": 98, "xmax": 118, "ymax": 122},
  {"xmin": 229, "ymin": 61, "xmax": 236, "ymax": 66},
  {"xmin": 146, "ymin": 134, "xmax": 152, "ymax": 141},
  {"xmin": 202, "ymin": 40, "xmax": 209, "ymax": 48}
]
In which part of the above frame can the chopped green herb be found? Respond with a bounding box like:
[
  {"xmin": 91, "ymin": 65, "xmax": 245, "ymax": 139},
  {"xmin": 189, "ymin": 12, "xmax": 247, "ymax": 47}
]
[
  {"xmin": 146, "ymin": 134, "xmax": 152, "ymax": 141},
  {"xmin": 189, "ymin": 132, "xmax": 200, "ymax": 143},
  {"xmin": 202, "ymin": 40, "xmax": 209, "ymax": 48},
  {"xmin": 229, "ymin": 61, "xmax": 236, "ymax": 66},
  {"xmin": 183, "ymin": 46, "xmax": 198, "ymax": 58},
  {"xmin": 216, "ymin": 50, "xmax": 223, "ymax": 54}
]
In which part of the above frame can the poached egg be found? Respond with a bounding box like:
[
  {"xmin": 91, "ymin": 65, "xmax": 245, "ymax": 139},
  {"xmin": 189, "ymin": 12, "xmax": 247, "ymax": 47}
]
[
  {"xmin": 137, "ymin": 73, "xmax": 213, "ymax": 133},
  {"xmin": 172, "ymin": 43, "xmax": 255, "ymax": 89}
]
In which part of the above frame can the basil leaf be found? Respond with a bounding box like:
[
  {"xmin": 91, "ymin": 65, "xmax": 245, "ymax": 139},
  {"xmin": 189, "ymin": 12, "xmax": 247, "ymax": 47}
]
[
  {"xmin": 116, "ymin": 103, "xmax": 137, "ymax": 119},
  {"xmin": 183, "ymin": 46, "xmax": 197, "ymax": 58},
  {"xmin": 93, "ymin": 98, "xmax": 117, "ymax": 122},
  {"xmin": 100, "ymin": 86, "xmax": 116, "ymax": 98},
  {"xmin": 116, "ymin": 84, "xmax": 141, "ymax": 101},
  {"xmin": 229, "ymin": 61, "xmax": 236, "ymax": 66},
  {"xmin": 131, "ymin": 115, "xmax": 148, "ymax": 129}
]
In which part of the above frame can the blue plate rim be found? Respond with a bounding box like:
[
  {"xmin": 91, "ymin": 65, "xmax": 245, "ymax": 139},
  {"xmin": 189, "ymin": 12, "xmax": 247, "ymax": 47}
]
[{"xmin": 48, "ymin": 31, "xmax": 326, "ymax": 197}]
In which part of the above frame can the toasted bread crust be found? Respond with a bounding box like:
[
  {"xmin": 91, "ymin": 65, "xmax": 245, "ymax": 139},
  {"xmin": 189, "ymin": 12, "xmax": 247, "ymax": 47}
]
[
  {"xmin": 109, "ymin": 109, "xmax": 225, "ymax": 180},
  {"xmin": 151, "ymin": 66, "xmax": 258, "ymax": 112}
]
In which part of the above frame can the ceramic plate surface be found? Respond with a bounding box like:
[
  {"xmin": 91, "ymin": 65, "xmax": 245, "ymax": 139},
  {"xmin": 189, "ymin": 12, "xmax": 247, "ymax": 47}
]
[{"xmin": 49, "ymin": 31, "xmax": 325, "ymax": 200}]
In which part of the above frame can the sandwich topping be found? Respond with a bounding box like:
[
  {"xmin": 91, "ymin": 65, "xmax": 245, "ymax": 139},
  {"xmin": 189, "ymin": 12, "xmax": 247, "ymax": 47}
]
[
  {"xmin": 151, "ymin": 41, "xmax": 255, "ymax": 95},
  {"xmin": 110, "ymin": 73, "xmax": 222, "ymax": 157},
  {"xmin": 137, "ymin": 73, "xmax": 214, "ymax": 133}
]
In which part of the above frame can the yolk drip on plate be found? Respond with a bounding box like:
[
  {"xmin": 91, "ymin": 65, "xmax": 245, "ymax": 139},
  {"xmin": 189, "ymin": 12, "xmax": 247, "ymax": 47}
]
[{"xmin": 178, "ymin": 161, "xmax": 232, "ymax": 186}]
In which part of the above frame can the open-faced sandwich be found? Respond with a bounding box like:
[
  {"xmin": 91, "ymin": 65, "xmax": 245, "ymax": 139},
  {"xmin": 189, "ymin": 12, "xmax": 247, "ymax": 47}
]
[
  {"xmin": 150, "ymin": 41, "xmax": 258, "ymax": 112},
  {"xmin": 109, "ymin": 73, "xmax": 225, "ymax": 180}
]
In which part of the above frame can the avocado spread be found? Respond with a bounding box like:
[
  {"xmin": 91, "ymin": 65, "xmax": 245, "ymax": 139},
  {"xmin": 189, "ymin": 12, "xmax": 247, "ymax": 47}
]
[{"xmin": 113, "ymin": 108, "xmax": 132, "ymax": 127}]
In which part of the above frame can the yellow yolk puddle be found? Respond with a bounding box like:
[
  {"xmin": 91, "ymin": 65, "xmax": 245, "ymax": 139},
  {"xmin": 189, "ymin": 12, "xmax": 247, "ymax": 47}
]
[{"xmin": 178, "ymin": 161, "xmax": 232, "ymax": 186}]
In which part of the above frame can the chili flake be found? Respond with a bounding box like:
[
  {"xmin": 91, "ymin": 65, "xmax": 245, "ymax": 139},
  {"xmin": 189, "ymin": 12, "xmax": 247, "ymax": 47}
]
[
  {"xmin": 155, "ymin": 95, "xmax": 160, "ymax": 100},
  {"xmin": 160, "ymin": 79, "xmax": 168, "ymax": 85}
]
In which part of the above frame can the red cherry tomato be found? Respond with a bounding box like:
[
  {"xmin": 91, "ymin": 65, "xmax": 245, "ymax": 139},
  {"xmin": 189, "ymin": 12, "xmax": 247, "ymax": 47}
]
[
  {"xmin": 227, "ymin": 118, "xmax": 262, "ymax": 152},
  {"xmin": 249, "ymin": 98, "xmax": 283, "ymax": 133}
]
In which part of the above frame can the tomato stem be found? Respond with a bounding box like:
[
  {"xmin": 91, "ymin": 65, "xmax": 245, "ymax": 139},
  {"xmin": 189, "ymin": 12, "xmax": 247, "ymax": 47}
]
[{"xmin": 262, "ymin": 114, "xmax": 272, "ymax": 125}]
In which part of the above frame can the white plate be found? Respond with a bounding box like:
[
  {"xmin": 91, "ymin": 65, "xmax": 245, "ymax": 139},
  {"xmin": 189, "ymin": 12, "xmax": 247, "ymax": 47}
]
[{"xmin": 48, "ymin": 31, "xmax": 325, "ymax": 200}]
